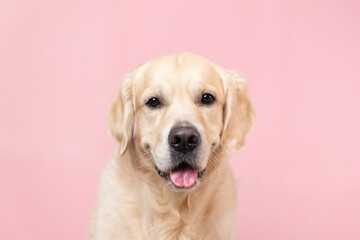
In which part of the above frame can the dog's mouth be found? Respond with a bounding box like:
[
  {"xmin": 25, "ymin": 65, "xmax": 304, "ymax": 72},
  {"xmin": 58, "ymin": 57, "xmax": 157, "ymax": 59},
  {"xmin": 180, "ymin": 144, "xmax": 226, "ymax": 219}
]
[{"xmin": 155, "ymin": 162, "xmax": 206, "ymax": 189}]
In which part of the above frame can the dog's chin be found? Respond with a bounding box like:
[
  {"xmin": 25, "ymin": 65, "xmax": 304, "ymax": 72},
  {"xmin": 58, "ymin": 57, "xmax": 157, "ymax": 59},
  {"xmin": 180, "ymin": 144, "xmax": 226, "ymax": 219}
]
[{"xmin": 155, "ymin": 162, "xmax": 206, "ymax": 191}]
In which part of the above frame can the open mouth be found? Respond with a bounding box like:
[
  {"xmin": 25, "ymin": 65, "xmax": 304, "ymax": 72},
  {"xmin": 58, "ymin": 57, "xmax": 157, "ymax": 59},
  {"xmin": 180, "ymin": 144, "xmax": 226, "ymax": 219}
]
[{"xmin": 155, "ymin": 162, "xmax": 206, "ymax": 189}]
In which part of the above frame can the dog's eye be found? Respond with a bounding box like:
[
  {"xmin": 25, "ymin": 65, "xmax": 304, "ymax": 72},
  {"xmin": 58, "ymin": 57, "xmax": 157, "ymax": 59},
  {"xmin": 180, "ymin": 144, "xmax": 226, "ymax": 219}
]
[
  {"xmin": 146, "ymin": 97, "xmax": 161, "ymax": 108},
  {"xmin": 201, "ymin": 93, "xmax": 215, "ymax": 105}
]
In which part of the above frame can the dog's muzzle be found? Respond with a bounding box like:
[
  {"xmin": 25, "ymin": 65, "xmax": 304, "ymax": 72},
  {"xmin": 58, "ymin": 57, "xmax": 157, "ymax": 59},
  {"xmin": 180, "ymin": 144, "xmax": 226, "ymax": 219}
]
[{"xmin": 155, "ymin": 125, "xmax": 206, "ymax": 189}]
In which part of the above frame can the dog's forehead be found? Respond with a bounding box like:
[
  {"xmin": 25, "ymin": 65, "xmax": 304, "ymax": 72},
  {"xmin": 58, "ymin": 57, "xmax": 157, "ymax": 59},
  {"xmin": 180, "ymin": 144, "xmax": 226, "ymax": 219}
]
[{"xmin": 137, "ymin": 54, "xmax": 223, "ymax": 89}]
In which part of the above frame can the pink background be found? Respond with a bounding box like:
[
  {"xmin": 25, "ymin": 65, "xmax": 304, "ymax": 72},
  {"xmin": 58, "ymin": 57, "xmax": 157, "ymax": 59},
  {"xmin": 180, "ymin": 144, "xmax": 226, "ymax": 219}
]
[{"xmin": 1, "ymin": 0, "xmax": 359, "ymax": 239}]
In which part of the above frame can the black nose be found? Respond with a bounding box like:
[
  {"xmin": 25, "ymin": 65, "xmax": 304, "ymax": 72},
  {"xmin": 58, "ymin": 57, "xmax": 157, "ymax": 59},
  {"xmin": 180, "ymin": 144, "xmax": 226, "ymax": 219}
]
[{"xmin": 168, "ymin": 126, "xmax": 201, "ymax": 153}]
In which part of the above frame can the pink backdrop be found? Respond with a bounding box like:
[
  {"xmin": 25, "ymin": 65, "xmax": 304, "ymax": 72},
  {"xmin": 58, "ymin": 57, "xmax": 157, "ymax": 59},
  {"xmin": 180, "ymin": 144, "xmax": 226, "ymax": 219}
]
[{"xmin": 1, "ymin": 0, "xmax": 359, "ymax": 239}]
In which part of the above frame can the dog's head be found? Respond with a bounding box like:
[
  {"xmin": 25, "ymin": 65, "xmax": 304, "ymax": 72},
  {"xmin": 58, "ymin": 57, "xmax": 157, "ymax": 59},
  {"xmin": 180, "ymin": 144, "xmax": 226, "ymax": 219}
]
[{"xmin": 109, "ymin": 53, "xmax": 254, "ymax": 190}]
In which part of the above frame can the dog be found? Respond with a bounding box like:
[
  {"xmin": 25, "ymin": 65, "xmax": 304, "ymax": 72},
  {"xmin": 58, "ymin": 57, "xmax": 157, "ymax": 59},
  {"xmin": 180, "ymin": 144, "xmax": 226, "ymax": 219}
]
[{"xmin": 90, "ymin": 53, "xmax": 254, "ymax": 240}]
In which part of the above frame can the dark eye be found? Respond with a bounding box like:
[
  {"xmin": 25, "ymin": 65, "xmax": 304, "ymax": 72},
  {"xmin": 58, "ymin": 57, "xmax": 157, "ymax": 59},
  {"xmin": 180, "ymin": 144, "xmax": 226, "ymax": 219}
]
[
  {"xmin": 201, "ymin": 93, "xmax": 215, "ymax": 105},
  {"xmin": 146, "ymin": 97, "xmax": 161, "ymax": 108}
]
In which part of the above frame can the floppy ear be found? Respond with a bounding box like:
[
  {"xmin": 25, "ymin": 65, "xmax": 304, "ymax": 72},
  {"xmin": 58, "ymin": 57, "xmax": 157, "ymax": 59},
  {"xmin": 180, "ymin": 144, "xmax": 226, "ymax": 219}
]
[
  {"xmin": 108, "ymin": 75, "xmax": 134, "ymax": 155},
  {"xmin": 220, "ymin": 69, "xmax": 255, "ymax": 152}
]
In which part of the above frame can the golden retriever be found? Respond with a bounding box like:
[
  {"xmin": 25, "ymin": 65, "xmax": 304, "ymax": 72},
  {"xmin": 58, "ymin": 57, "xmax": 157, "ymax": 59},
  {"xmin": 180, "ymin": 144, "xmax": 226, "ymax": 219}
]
[{"xmin": 90, "ymin": 53, "xmax": 254, "ymax": 240}]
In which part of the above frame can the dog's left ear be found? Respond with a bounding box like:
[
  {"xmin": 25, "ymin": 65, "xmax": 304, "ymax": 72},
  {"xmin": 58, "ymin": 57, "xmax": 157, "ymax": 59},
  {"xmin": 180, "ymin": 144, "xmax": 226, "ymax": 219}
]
[
  {"xmin": 219, "ymin": 68, "xmax": 255, "ymax": 152},
  {"xmin": 108, "ymin": 74, "xmax": 134, "ymax": 156}
]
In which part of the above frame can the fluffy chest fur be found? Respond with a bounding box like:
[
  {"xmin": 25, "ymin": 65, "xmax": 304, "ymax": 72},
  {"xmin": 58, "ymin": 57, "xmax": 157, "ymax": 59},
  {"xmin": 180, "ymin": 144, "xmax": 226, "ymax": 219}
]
[{"xmin": 91, "ymin": 147, "xmax": 237, "ymax": 240}]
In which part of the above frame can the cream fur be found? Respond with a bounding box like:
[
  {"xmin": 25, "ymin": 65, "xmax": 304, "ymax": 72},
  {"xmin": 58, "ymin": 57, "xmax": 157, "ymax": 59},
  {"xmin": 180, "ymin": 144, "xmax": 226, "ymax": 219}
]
[{"xmin": 90, "ymin": 53, "xmax": 254, "ymax": 240}]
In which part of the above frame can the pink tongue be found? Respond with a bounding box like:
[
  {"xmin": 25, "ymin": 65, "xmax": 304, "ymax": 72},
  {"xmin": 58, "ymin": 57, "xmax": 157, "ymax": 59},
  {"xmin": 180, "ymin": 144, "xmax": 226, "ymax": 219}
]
[{"xmin": 169, "ymin": 169, "xmax": 198, "ymax": 188}]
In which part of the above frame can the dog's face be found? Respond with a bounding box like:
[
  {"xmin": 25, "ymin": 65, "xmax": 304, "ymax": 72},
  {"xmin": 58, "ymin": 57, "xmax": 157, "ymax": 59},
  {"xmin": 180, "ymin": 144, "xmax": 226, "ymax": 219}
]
[{"xmin": 109, "ymin": 53, "xmax": 254, "ymax": 190}]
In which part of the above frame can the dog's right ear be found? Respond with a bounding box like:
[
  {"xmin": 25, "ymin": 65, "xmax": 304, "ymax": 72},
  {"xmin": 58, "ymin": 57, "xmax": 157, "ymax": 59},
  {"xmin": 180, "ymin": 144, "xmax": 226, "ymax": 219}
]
[
  {"xmin": 108, "ymin": 75, "xmax": 134, "ymax": 156},
  {"xmin": 218, "ymin": 69, "xmax": 255, "ymax": 152}
]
